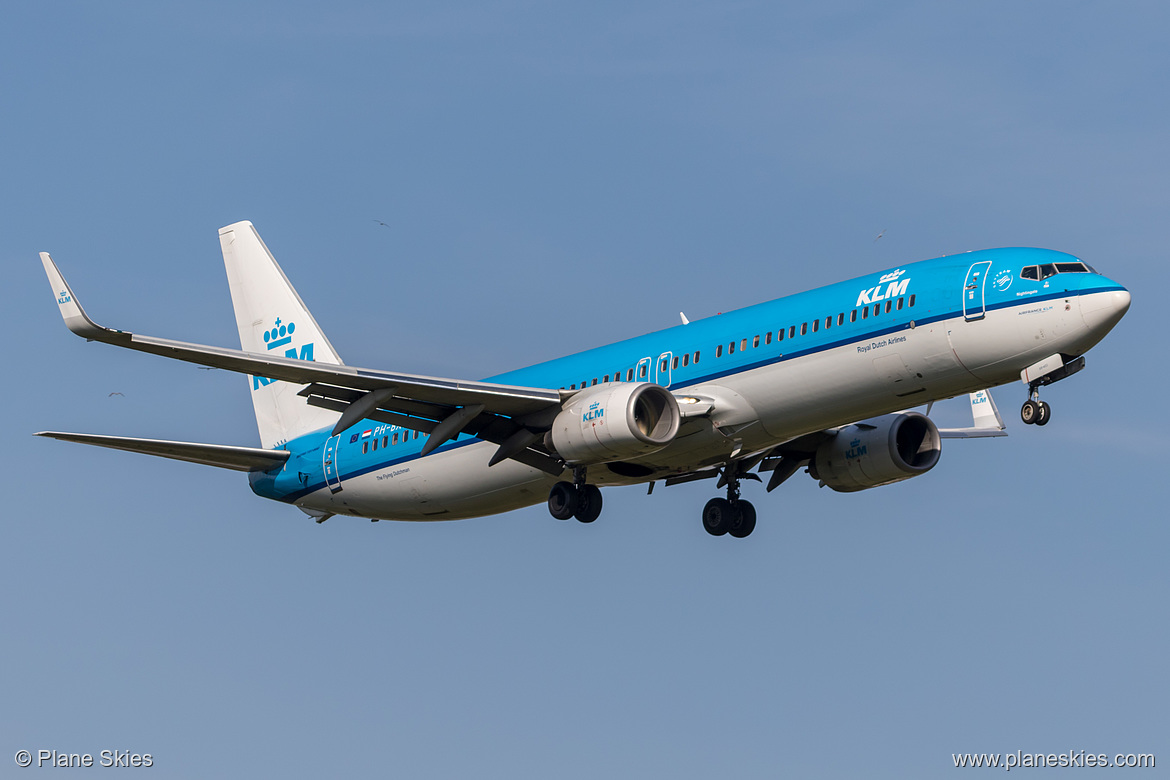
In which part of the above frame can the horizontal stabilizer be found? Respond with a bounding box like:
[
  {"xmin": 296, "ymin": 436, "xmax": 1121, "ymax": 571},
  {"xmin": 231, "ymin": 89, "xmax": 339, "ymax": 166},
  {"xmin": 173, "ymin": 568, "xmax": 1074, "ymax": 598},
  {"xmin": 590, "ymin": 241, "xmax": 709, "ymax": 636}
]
[{"xmin": 35, "ymin": 431, "xmax": 290, "ymax": 472}]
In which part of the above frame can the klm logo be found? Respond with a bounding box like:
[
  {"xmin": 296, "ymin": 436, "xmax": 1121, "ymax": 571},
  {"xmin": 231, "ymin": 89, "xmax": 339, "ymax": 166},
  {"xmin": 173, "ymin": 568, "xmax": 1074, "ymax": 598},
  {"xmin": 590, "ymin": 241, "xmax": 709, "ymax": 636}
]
[
  {"xmin": 253, "ymin": 316, "xmax": 314, "ymax": 390},
  {"xmin": 583, "ymin": 401, "xmax": 604, "ymax": 422},
  {"xmin": 856, "ymin": 269, "xmax": 910, "ymax": 307},
  {"xmin": 845, "ymin": 438, "xmax": 867, "ymax": 459},
  {"xmin": 57, "ymin": 290, "xmax": 71, "ymax": 304},
  {"xmin": 263, "ymin": 317, "xmax": 296, "ymax": 350}
]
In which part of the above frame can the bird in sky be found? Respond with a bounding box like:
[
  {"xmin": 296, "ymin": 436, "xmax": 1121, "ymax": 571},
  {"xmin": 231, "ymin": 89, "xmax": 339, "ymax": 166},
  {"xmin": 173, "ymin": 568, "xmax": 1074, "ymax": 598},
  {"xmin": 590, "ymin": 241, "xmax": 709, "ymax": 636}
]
[
  {"xmin": 874, "ymin": 229, "xmax": 887, "ymax": 242},
  {"xmin": 373, "ymin": 219, "xmax": 390, "ymax": 228},
  {"xmin": 108, "ymin": 392, "xmax": 124, "ymax": 397}
]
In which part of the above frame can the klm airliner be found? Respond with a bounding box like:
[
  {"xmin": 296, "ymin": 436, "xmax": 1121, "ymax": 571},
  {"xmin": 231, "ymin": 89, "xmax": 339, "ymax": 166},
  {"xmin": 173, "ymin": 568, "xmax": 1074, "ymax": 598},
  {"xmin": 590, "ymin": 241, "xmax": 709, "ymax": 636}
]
[{"xmin": 38, "ymin": 222, "xmax": 1130, "ymax": 538}]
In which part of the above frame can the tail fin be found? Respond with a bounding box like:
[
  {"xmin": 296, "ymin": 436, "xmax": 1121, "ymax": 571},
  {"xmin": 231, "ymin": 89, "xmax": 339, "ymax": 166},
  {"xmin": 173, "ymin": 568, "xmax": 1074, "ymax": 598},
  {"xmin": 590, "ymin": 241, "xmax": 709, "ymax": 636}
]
[{"xmin": 219, "ymin": 221, "xmax": 342, "ymax": 449}]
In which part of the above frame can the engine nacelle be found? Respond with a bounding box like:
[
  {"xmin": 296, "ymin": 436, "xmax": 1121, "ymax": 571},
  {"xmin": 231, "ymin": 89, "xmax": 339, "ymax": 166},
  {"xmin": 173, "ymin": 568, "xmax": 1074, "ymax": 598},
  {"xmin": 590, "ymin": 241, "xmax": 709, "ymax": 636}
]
[
  {"xmin": 549, "ymin": 382, "xmax": 681, "ymax": 466},
  {"xmin": 809, "ymin": 412, "xmax": 942, "ymax": 493}
]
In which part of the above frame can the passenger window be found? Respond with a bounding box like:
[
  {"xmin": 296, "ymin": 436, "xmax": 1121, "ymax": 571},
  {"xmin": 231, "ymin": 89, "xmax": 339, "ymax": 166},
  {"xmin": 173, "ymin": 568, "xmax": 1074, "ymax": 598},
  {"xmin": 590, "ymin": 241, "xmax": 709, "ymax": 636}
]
[
  {"xmin": 778, "ymin": 328, "xmax": 785, "ymax": 342},
  {"xmin": 682, "ymin": 353, "xmax": 689, "ymax": 367},
  {"xmin": 392, "ymin": 433, "xmax": 398, "ymax": 445},
  {"xmin": 753, "ymin": 335, "xmax": 760, "ymax": 348},
  {"xmin": 837, "ymin": 313, "xmax": 844, "ymax": 326},
  {"xmin": 627, "ymin": 369, "xmax": 634, "ymax": 381},
  {"xmin": 909, "ymin": 294, "xmax": 916, "ymax": 307},
  {"xmin": 812, "ymin": 319, "xmax": 819, "ymax": 333},
  {"xmin": 716, "ymin": 344, "xmax": 723, "ymax": 358},
  {"xmin": 740, "ymin": 338, "xmax": 747, "ymax": 351},
  {"xmin": 639, "ymin": 364, "xmax": 647, "ymax": 379},
  {"xmin": 824, "ymin": 315, "xmax": 831, "ymax": 330},
  {"xmin": 570, "ymin": 384, "xmax": 576, "ymax": 390},
  {"xmin": 693, "ymin": 351, "xmax": 700, "ymax": 363},
  {"xmin": 383, "ymin": 436, "xmax": 388, "ymax": 448},
  {"xmin": 897, "ymin": 297, "xmax": 904, "ymax": 310},
  {"xmin": 765, "ymin": 332, "xmax": 772, "ymax": 345},
  {"xmin": 1021, "ymin": 266, "xmax": 1039, "ymax": 280},
  {"xmin": 372, "ymin": 438, "xmax": 378, "ymax": 451},
  {"xmin": 363, "ymin": 442, "xmax": 369, "ymax": 454},
  {"xmin": 800, "ymin": 323, "xmax": 807, "ymax": 335},
  {"xmin": 603, "ymin": 375, "xmax": 609, "ymax": 383},
  {"xmin": 885, "ymin": 300, "xmax": 892, "ymax": 313},
  {"xmin": 729, "ymin": 341, "xmax": 736, "ymax": 354},
  {"xmin": 788, "ymin": 325, "xmax": 795, "ymax": 339},
  {"xmin": 850, "ymin": 310, "xmax": 857, "ymax": 323},
  {"xmin": 862, "ymin": 307, "xmax": 869, "ymax": 319},
  {"xmin": 592, "ymin": 378, "xmax": 598, "ymax": 386},
  {"xmin": 873, "ymin": 304, "xmax": 880, "ymax": 316},
  {"xmin": 671, "ymin": 357, "xmax": 679, "ymax": 370}
]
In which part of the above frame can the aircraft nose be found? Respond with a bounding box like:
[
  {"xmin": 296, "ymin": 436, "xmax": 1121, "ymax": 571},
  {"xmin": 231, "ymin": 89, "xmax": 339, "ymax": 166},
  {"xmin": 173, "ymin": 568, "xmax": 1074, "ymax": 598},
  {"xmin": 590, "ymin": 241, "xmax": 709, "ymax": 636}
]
[{"xmin": 1081, "ymin": 286, "xmax": 1130, "ymax": 335}]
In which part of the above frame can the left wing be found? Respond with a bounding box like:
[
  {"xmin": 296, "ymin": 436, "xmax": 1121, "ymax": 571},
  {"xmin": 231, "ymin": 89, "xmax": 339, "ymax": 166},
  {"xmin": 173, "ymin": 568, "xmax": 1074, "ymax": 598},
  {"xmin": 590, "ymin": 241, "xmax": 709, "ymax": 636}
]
[{"xmin": 40, "ymin": 253, "xmax": 567, "ymax": 473}]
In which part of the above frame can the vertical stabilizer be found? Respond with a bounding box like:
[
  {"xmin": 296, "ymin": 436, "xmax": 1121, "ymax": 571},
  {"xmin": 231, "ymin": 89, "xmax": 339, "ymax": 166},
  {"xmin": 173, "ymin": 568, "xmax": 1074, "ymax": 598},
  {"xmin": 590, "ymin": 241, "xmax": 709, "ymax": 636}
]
[{"xmin": 219, "ymin": 221, "xmax": 342, "ymax": 449}]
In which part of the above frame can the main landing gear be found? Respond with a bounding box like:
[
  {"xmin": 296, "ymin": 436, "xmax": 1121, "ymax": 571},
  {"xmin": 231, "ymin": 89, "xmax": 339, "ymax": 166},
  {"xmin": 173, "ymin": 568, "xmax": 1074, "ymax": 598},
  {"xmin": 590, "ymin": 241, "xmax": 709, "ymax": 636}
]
[
  {"xmin": 702, "ymin": 468, "xmax": 757, "ymax": 539},
  {"xmin": 547, "ymin": 468, "xmax": 603, "ymax": 523},
  {"xmin": 1020, "ymin": 386, "xmax": 1051, "ymax": 426}
]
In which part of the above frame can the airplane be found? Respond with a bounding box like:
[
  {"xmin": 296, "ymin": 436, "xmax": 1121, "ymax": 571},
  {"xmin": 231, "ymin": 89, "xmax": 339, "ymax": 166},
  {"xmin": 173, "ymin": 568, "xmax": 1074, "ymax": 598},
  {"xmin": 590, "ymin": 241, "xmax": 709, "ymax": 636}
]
[{"xmin": 37, "ymin": 221, "xmax": 1130, "ymax": 538}]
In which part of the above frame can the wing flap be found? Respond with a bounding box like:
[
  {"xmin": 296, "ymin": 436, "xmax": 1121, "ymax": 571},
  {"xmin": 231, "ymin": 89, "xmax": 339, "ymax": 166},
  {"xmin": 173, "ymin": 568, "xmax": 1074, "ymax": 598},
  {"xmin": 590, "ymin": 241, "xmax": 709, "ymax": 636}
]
[{"xmin": 35, "ymin": 432, "xmax": 290, "ymax": 472}]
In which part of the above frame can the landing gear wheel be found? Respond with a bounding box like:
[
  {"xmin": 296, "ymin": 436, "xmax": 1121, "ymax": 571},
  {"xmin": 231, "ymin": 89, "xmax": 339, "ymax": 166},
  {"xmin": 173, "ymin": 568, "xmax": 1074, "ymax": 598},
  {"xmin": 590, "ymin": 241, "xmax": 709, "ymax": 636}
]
[
  {"xmin": 702, "ymin": 497, "xmax": 734, "ymax": 537},
  {"xmin": 728, "ymin": 500, "xmax": 757, "ymax": 538},
  {"xmin": 574, "ymin": 484, "xmax": 603, "ymax": 523},
  {"xmin": 548, "ymin": 481, "xmax": 578, "ymax": 520},
  {"xmin": 1020, "ymin": 400, "xmax": 1040, "ymax": 425},
  {"xmin": 1035, "ymin": 401, "xmax": 1051, "ymax": 426}
]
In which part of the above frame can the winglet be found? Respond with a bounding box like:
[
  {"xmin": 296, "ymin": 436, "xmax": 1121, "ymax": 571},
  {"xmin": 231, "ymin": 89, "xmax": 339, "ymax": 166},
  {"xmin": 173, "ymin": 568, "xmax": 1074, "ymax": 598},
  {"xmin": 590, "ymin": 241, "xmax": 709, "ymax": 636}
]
[
  {"xmin": 39, "ymin": 253, "xmax": 116, "ymax": 341},
  {"xmin": 938, "ymin": 389, "xmax": 1008, "ymax": 439}
]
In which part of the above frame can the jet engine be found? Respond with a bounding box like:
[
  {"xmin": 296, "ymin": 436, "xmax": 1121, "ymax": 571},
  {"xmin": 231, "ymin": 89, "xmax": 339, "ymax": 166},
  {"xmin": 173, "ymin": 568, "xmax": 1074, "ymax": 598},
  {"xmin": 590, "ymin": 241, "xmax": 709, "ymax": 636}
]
[
  {"xmin": 808, "ymin": 412, "xmax": 941, "ymax": 492},
  {"xmin": 548, "ymin": 382, "xmax": 681, "ymax": 466}
]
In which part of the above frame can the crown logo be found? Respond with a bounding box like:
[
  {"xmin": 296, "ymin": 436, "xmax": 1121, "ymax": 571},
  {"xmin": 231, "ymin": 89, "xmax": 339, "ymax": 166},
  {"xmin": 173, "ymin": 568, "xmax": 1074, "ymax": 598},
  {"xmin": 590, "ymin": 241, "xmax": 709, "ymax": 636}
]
[
  {"xmin": 878, "ymin": 269, "xmax": 906, "ymax": 284},
  {"xmin": 262, "ymin": 317, "xmax": 296, "ymax": 350}
]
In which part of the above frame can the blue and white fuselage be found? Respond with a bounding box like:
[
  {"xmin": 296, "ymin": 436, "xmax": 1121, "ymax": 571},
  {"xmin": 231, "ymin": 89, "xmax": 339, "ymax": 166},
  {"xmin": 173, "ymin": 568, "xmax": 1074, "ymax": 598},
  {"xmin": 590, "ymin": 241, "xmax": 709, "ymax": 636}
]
[
  {"xmin": 249, "ymin": 247, "xmax": 1128, "ymax": 521},
  {"xmin": 39, "ymin": 224, "xmax": 1129, "ymax": 536}
]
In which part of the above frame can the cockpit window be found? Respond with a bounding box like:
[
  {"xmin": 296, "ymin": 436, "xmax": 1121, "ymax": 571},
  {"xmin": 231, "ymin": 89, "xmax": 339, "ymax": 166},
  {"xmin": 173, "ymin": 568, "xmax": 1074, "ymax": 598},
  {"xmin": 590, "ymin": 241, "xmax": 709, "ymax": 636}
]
[{"xmin": 1023, "ymin": 261, "xmax": 1095, "ymax": 281}]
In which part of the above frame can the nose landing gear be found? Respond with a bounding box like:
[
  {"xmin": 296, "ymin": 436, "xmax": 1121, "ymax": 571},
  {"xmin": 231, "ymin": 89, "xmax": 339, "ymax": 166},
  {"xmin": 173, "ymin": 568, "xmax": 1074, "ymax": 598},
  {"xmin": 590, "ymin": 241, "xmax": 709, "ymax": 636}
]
[{"xmin": 1020, "ymin": 388, "xmax": 1051, "ymax": 426}]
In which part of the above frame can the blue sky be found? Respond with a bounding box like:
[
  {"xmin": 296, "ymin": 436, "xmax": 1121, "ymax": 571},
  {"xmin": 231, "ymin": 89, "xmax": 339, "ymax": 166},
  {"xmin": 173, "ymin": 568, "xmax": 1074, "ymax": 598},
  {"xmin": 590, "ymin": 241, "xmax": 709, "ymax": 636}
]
[{"xmin": 3, "ymin": 3, "xmax": 1166, "ymax": 777}]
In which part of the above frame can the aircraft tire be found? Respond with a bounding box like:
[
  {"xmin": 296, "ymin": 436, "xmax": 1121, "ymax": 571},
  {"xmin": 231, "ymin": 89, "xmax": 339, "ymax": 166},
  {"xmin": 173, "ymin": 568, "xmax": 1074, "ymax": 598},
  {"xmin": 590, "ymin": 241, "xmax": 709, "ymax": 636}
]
[
  {"xmin": 728, "ymin": 501, "xmax": 757, "ymax": 538},
  {"xmin": 548, "ymin": 481, "xmax": 579, "ymax": 520},
  {"xmin": 1035, "ymin": 401, "xmax": 1051, "ymax": 426},
  {"xmin": 1020, "ymin": 400, "xmax": 1039, "ymax": 425},
  {"xmin": 575, "ymin": 484, "xmax": 603, "ymax": 523},
  {"xmin": 702, "ymin": 497, "xmax": 733, "ymax": 536}
]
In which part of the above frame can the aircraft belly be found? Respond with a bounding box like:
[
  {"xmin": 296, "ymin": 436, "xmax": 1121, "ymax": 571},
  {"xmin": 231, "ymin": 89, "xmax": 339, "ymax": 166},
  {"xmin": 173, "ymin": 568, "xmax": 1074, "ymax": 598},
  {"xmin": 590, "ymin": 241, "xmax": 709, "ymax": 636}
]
[{"xmin": 317, "ymin": 441, "xmax": 556, "ymax": 521}]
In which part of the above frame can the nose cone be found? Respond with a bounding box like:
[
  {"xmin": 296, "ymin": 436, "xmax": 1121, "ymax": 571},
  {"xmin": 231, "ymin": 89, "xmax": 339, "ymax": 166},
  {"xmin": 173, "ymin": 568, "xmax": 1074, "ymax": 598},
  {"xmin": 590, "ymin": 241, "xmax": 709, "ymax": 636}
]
[{"xmin": 1081, "ymin": 286, "xmax": 1130, "ymax": 336}]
